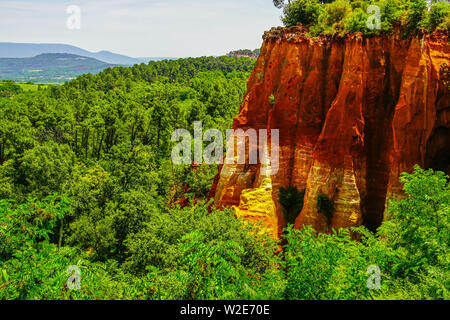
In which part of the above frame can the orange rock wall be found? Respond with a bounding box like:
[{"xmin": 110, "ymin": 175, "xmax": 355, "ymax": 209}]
[{"xmin": 211, "ymin": 27, "xmax": 450, "ymax": 236}]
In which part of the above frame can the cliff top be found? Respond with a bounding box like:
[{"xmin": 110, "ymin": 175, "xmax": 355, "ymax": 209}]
[{"xmin": 262, "ymin": 24, "xmax": 450, "ymax": 44}]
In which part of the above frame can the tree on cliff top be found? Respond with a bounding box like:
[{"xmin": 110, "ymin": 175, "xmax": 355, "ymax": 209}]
[
  {"xmin": 281, "ymin": 0, "xmax": 324, "ymax": 27},
  {"xmin": 273, "ymin": 0, "xmax": 450, "ymax": 35},
  {"xmin": 273, "ymin": 0, "xmax": 287, "ymax": 9}
]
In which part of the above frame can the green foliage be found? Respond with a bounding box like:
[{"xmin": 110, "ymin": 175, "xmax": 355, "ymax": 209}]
[
  {"xmin": 278, "ymin": 0, "xmax": 450, "ymax": 36},
  {"xmin": 282, "ymin": 0, "xmax": 324, "ymax": 27},
  {"xmin": 406, "ymin": 0, "xmax": 428, "ymax": 31},
  {"xmin": 379, "ymin": 0, "xmax": 406, "ymax": 31},
  {"xmin": 184, "ymin": 164, "xmax": 218, "ymax": 199},
  {"xmin": 120, "ymin": 203, "xmax": 285, "ymax": 299},
  {"xmin": 375, "ymin": 166, "xmax": 450, "ymax": 299},
  {"xmin": 321, "ymin": 0, "xmax": 353, "ymax": 35},
  {"xmin": 269, "ymin": 93, "xmax": 276, "ymax": 106},
  {"xmin": 317, "ymin": 193, "xmax": 334, "ymax": 224},
  {"xmin": 283, "ymin": 166, "xmax": 449, "ymax": 300},
  {"xmin": 1, "ymin": 51, "xmax": 448, "ymax": 300},
  {"xmin": 0, "ymin": 195, "xmax": 74, "ymax": 299},
  {"xmin": 0, "ymin": 56, "xmax": 250, "ymax": 204},
  {"xmin": 278, "ymin": 186, "xmax": 305, "ymax": 225},
  {"xmin": 0, "ymin": 194, "xmax": 284, "ymax": 299},
  {"xmin": 424, "ymin": 0, "xmax": 450, "ymax": 31},
  {"xmin": 283, "ymin": 225, "xmax": 393, "ymax": 300},
  {"xmin": 380, "ymin": 166, "xmax": 449, "ymax": 278},
  {"xmin": 18, "ymin": 141, "xmax": 76, "ymax": 198},
  {"xmin": 345, "ymin": 8, "xmax": 371, "ymax": 34},
  {"xmin": 0, "ymin": 82, "xmax": 24, "ymax": 97},
  {"xmin": 0, "ymin": 195, "xmax": 70, "ymax": 259}
]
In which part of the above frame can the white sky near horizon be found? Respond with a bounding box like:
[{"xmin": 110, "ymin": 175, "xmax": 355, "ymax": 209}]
[{"xmin": 0, "ymin": 0, "xmax": 282, "ymax": 58}]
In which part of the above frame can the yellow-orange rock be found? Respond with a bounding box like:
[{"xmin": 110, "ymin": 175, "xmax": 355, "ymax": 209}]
[{"xmin": 210, "ymin": 26, "xmax": 450, "ymax": 237}]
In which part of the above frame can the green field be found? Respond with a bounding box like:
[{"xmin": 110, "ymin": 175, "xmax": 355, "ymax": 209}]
[
  {"xmin": 17, "ymin": 83, "xmax": 48, "ymax": 91},
  {"xmin": 0, "ymin": 81, "xmax": 59, "ymax": 91}
]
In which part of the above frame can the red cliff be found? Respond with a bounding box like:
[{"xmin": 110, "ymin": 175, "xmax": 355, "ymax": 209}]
[{"xmin": 210, "ymin": 26, "xmax": 450, "ymax": 237}]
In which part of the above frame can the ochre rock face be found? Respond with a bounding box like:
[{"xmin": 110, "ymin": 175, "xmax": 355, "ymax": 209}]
[{"xmin": 210, "ymin": 27, "xmax": 450, "ymax": 237}]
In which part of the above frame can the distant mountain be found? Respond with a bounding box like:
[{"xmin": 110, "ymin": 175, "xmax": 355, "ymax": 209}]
[
  {"xmin": 0, "ymin": 53, "xmax": 118, "ymax": 83},
  {"xmin": 0, "ymin": 42, "xmax": 177, "ymax": 65},
  {"xmin": 135, "ymin": 57, "xmax": 179, "ymax": 63}
]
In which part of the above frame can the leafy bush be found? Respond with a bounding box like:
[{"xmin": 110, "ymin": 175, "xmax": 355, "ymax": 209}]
[
  {"xmin": 323, "ymin": 0, "xmax": 353, "ymax": 33},
  {"xmin": 18, "ymin": 142, "xmax": 76, "ymax": 198},
  {"xmin": 345, "ymin": 8, "xmax": 370, "ymax": 34},
  {"xmin": 1, "ymin": 165, "xmax": 448, "ymax": 300},
  {"xmin": 283, "ymin": 225, "xmax": 395, "ymax": 300},
  {"xmin": 123, "ymin": 203, "xmax": 285, "ymax": 299},
  {"xmin": 278, "ymin": 186, "xmax": 305, "ymax": 225},
  {"xmin": 284, "ymin": 166, "xmax": 449, "ymax": 300},
  {"xmin": 380, "ymin": 166, "xmax": 449, "ymax": 279},
  {"xmin": 424, "ymin": 0, "xmax": 450, "ymax": 31},
  {"xmin": 282, "ymin": 0, "xmax": 324, "ymax": 27},
  {"xmin": 0, "ymin": 82, "xmax": 23, "ymax": 97},
  {"xmin": 317, "ymin": 193, "xmax": 334, "ymax": 224},
  {"xmin": 406, "ymin": 0, "xmax": 428, "ymax": 31},
  {"xmin": 278, "ymin": 0, "xmax": 450, "ymax": 36},
  {"xmin": 269, "ymin": 93, "xmax": 276, "ymax": 106}
]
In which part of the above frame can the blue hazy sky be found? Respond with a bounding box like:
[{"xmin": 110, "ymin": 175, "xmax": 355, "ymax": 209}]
[{"xmin": 0, "ymin": 0, "xmax": 282, "ymax": 57}]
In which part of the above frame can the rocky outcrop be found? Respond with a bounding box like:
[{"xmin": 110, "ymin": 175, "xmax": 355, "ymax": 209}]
[{"xmin": 210, "ymin": 27, "xmax": 450, "ymax": 237}]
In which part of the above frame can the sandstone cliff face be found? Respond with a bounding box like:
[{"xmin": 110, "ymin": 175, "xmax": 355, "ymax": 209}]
[{"xmin": 210, "ymin": 27, "xmax": 450, "ymax": 237}]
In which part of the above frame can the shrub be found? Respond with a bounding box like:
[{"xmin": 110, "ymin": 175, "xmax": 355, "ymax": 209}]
[
  {"xmin": 279, "ymin": 0, "xmax": 448, "ymax": 36},
  {"xmin": 315, "ymin": 0, "xmax": 353, "ymax": 35},
  {"xmin": 0, "ymin": 83, "xmax": 23, "ymax": 97},
  {"xmin": 123, "ymin": 203, "xmax": 285, "ymax": 299},
  {"xmin": 269, "ymin": 93, "xmax": 276, "ymax": 106},
  {"xmin": 317, "ymin": 193, "xmax": 334, "ymax": 224},
  {"xmin": 406, "ymin": 0, "xmax": 428, "ymax": 31},
  {"xmin": 377, "ymin": 165, "xmax": 450, "ymax": 299},
  {"xmin": 278, "ymin": 186, "xmax": 306, "ymax": 225},
  {"xmin": 18, "ymin": 141, "xmax": 76, "ymax": 197},
  {"xmin": 282, "ymin": 0, "xmax": 324, "ymax": 27},
  {"xmin": 284, "ymin": 166, "xmax": 450, "ymax": 300},
  {"xmin": 345, "ymin": 8, "xmax": 370, "ymax": 33},
  {"xmin": 382, "ymin": 0, "xmax": 405, "ymax": 25},
  {"xmin": 380, "ymin": 166, "xmax": 450, "ymax": 278},
  {"xmin": 424, "ymin": 0, "xmax": 450, "ymax": 31},
  {"xmin": 283, "ymin": 225, "xmax": 394, "ymax": 300},
  {"xmin": 439, "ymin": 15, "xmax": 450, "ymax": 32}
]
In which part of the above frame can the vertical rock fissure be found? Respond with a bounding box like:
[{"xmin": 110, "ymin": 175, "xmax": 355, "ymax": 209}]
[{"xmin": 360, "ymin": 67, "xmax": 397, "ymax": 231}]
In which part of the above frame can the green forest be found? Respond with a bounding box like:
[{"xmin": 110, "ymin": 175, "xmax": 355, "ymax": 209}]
[{"xmin": 0, "ymin": 54, "xmax": 448, "ymax": 300}]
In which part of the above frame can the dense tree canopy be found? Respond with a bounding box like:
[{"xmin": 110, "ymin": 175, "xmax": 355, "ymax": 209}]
[{"xmin": 275, "ymin": 0, "xmax": 450, "ymax": 36}]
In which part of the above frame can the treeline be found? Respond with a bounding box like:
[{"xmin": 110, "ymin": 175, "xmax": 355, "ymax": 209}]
[
  {"xmin": 227, "ymin": 49, "xmax": 260, "ymax": 58},
  {"xmin": 0, "ymin": 82, "xmax": 24, "ymax": 98},
  {"xmin": 276, "ymin": 0, "xmax": 450, "ymax": 36}
]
